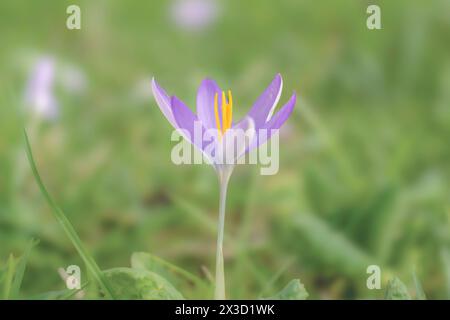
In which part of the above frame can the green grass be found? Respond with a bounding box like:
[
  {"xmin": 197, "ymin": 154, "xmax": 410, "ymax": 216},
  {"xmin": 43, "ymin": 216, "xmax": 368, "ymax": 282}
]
[
  {"xmin": 23, "ymin": 130, "xmax": 115, "ymax": 299},
  {"xmin": 0, "ymin": 0, "xmax": 449, "ymax": 299}
]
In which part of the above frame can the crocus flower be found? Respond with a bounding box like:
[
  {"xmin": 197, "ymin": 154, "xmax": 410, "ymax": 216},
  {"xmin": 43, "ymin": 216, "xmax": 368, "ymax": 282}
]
[
  {"xmin": 151, "ymin": 74, "xmax": 296, "ymax": 299},
  {"xmin": 152, "ymin": 74, "xmax": 296, "ymax": 173},
  {"xmin": 24, "ymin": 57, "xmax": 58, "ymax": 120}
]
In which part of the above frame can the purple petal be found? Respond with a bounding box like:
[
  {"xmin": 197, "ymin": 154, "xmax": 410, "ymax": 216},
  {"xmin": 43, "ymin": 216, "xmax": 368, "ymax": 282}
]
[
  {"xmin": 263, "ymin": 93, "xmax": 296, "ymax": 131},
  {"xmin": 171, "ymin": 95, "xmax": 197, "ymax": 133},
  {"xmin": 151, "ymin": 78, "xmax": 177, "ymax": 128},
  {"xmin": 247, "ymin": 73, "xmax": 283, "ymax": 128},
  {"xmin": 171, "ymin": 96, "xmax": 208, "ymax": 154},
  {"xmin": 250, "ymin": 93, "xmax": 296, "ymax": 149},
  {"xmin": 196, "ymin": 78, "xmax": 223, "ymax": 130},
  {"xmin": 25, "ymin": 57, "xmax": 59, "ymax": 119}
]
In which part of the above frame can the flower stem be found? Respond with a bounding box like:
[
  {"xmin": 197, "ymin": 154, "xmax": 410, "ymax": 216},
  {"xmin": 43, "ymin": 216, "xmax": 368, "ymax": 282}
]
[{"xmin": 214, "ymin": 169, "xmax": 231, "ymax": 300}]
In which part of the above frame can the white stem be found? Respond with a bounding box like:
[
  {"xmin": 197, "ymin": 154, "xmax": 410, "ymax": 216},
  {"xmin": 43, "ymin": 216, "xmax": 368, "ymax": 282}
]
[{"xmin": 214, "ymin": 167, "xmax": 232, "ymax": 300}]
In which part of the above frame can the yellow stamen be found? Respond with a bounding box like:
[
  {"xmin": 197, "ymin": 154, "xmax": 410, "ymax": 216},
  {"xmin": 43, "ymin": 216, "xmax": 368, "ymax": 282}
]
[
  {"xmin": 221, "ymin": 91, "xmax": 227, "ymax": 133},
  {"xmin": 226, "ymin": 90, "xmax": 233, "ymax": 129},
  {"xmin": 214, "ymin": 90, "xmax": 234, "ymax": 138}
]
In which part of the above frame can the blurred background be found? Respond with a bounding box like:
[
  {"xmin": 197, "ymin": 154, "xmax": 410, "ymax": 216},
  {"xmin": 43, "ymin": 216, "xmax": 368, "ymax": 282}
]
[{"xmin": 0, "ymin": 0, "xmax": 449, "ymax": 299}]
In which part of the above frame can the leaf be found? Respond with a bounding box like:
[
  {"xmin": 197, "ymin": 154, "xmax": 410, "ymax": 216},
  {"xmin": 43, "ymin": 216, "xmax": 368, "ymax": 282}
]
[
  {"xmin": 30, "ymin": 289, "xmax": 77, "ymax": 300},
  {"xmin": 348, "ymin": 185, "xmax": 396, "ymax": 244},
  {"xmin": 2, "ymin": 255, "xmax": 15, "ymax": 299},
  {"xmin": 258, "ymin": 258, "xmax": 295, "ymax": 298},
  {"xmin": 366, "ymin": 187, "xmax": 405, "ymax": 262},
  {"xmin": 264, "ymin": 279, "xmax": 308, "ymax": 300},
  {"xmin": 291, "ymin": 213, "xmax": 374, "ymax": 277},
  {"xmin": 30, "ymin": 282, "xmax": 88, "ymax": 300},
  {"xmin": 24, "ymin": 130, "xmax": 115, "ymax": 299},
  {"xmin": 10, "ymin": 239, "xmax": 39, "ymax": 299},
  {"xmin": 385, "ymin": 277, "xmax": 411, "ymax": 300},
  {"xmin": 104, "ymin": 268, "xmax": 184, "ymax": 300},
  {"xmin": 131, "ymin": 252, "xmax": 208, "ymax": 290},
  {"xmin": 412, "ymin": 270, "xmax": 426, "ymax": 300},
  {"xmin": 440, "ymin": 248, "xmax": 450, "ymax": 299}
]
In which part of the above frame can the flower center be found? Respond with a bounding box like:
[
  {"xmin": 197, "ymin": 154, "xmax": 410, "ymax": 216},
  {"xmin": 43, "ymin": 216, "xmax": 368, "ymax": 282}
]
[{"xmin": 214, "ymin": 90, "xmax": 233, "ymax": 137}]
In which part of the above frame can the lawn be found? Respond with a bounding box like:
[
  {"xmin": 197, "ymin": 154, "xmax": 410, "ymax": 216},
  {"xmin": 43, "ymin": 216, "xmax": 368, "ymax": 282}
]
[{"xmin": 0, "ymin": 0, "xmax": 449, "ymax": 299}]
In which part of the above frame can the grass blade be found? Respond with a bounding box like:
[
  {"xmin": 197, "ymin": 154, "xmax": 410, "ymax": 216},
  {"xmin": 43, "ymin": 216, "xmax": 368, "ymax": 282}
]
[
  {"xmin": 412, "ymin": 270, "xmax": 426, "ymax": 300},
  {"xmin": 23, "ymin": 130, "xmax": 115, "ymax": 299},
  {"xmin": 2, "ymin": 255, "xmax": 15, "ymax": 299},
  {"xmin": 291, "ymin": 212, "xmax": 374, "ymax": 277},
  {"xmin": 29, "ymin": 281, "xmax": 89, "ymax": 300},
  {"xmin": 10, "ymin": 239, "xmax": 39, "ymax": 299},
  {"xmin": 440, "ymin": 248, "xmax": 450, "ymax": 299}
]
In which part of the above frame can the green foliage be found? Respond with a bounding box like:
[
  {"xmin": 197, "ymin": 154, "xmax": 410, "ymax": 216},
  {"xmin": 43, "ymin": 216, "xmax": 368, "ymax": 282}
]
[
  {"xmin": 385, "ymin": 277, "xmax": 411, "ymax": 300},
  {"xmin": 2, "ymin": 255, "xmax": 15, "ymax": 299},
  {"xmin": 131, "ymin": 252, "xmax": 210, "ymax": 296},
  {"xmin": 385, "ymin": 272, "xmax": 428, "ymax": 300},
  {"xmin": 412, "ymin": 271, "xmax": 426, "ymax": 300},
  {"xmin": 264, "ymin": 279, "xmax": 308, "ymax": 300},
  {"xmin": 24, "ymin": 131, "xmax": 115, "ymax": 299},
  {"xmin": 441, "ymin": 249, "xmax": 450, "ymax": 299},
  {"xmin": 0, "ymin": 239, "xmax": 38, "ymax": 299},
  {"xmin": 0, "ymin": 0, "xmax": 448, "ymax": 299},
  {"xmin": 104, "ymin": 268, "xmax": 184, "ymax": 300},
  {"xmin": 10, "ymin": 239, "xmax": 39, "ymax": 299},
  {"xmin": 30, "ymin": 283, "xmax": 88, "ymax": 300},
  {"xmin": 290, "ymin": 213, "xmax": 374, "ymax": 277}
]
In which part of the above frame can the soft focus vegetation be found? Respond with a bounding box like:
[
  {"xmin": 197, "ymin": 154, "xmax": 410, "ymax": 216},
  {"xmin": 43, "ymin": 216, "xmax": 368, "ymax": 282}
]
[{"xmin": 0, "ymin": 0, "xmax": 449, "ymax": 299}]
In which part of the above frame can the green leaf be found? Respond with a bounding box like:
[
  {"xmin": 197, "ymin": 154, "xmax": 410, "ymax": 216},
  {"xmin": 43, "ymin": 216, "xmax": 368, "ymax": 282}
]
[
  {"xmin": 10, "ymin": 239, "xmax": 39, "ymax": 299},
  {"xmin": 2, "ymin": 255, "xmax": 15, "ymax": 299},
  {"xmin": 385, "ymin": 277, "xmax": 411, "ymax": 300},
  {"xmin": 104, "ymin": 268, "xmax": 184, "ymax": 300},
  {"xmin": 131, "ymin": 252, "xmax": 208, "ymax": 290},
  {"xmin": 264, "ymin": 279, "xmax": 308, "ymax": 300},
  {"xmin": 291, "ymin": 213, "xmax": 374, "ymax": 277},
  {"xmin": 412, "ymin": 271, "xmax": 426, "ymax": 300},
  {"xmin": 29, "ymin": 282, "xmax": 88, "ymax": 300},
  {"xmin": 30, "ymin": 289, "xmax": 77, "ymax": 300},
  {"xmin": 23, "ymin": 130, "xmax": 115, "ymax": 299},
  {"xmin": 440, "ymin": 248, "xmax": 450, "ymax": 299}
]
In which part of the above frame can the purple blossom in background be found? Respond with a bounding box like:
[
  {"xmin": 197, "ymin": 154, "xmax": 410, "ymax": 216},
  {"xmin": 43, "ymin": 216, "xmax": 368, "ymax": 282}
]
[
  {"xmin": 170, "ymin": 0, "xmax": 220, "ymax": 31},
  {"xmin": 24, "ymin": 57, "xmax": 58, "ymax": 120}
]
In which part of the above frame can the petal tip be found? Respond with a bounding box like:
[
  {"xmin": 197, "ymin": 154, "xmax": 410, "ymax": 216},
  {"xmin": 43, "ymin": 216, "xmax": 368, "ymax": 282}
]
[
  {"xmin": 291, "ymin": 92, "xmax": 297, "ymax": 104},
  {"xmin": 200, "ymin": 77, "xmax": 219, "ymax": 88},
  {"xmin": 274, "ymin": 73, "xmax": 283, "ymax": 84},
  {"xmin": 151, "ymin": 77, "xmax": 160, "ymax": 95}
]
